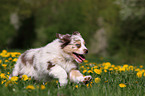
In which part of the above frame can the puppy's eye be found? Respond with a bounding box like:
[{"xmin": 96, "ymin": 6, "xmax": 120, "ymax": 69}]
[{"xmin": 76, "ymin": 44, "xmax": 81, "ymax": 48}]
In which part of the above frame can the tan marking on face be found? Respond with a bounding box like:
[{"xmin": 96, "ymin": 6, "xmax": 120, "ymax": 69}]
[
  {"xmin": 70, "ymin": 70, "xmax": 83, "ymax": 80},
  {"xmin": 63, "ymin": 39, "xmax": 83, "ymax": 54},
  {"xmin": 75, "ymin": 43, "xmax": 81, "ymax": 48},
  {"xmin": 63, "ymin": 44, "xmax": 78, "ymax": 53},
  {"xmin": 74, "ymin": 39, "xmax": 81, "ymax": 43},
  {"xmin": 74, "ymin": 40, "xmax": 81, "ymax": 43}
]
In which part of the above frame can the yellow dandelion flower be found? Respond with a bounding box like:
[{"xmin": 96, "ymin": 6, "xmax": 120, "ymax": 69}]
[
  {"xmin": 11, "ymin": 76, "xmax": 18, "ymax": 82},
  {"xmin": 104, "ymin": 62, "xmax": 111, "ymax": 67},
  {"xmin": 140, "ymin": 65, "xmax": 143, "ymax": 68},
  {"xmin": 109, "ymin": 68, "xmax": 113, "ymax": 71},
  {"xmin": 104, "ymin": 80, "xmax": 108, "ymax": 83},
  {"xmin": 135, "ymin": 68, "xmax": 140, "ymax": 72},
  {"xmin": 56, "ymin": 80, "xmax": 58, "ymax": 84},
  {"xmin": 137, "ymin": 71, "xmax": 143, "ymax": 78},
  {"xmin": 104, "ymin": 70, "xmax": 107, "ymax": 72},
  {"xmin": 26, "ymin": 85, "xmax": 35, "ymax": 90},
  {"xmin": 75, "ymin": 85, "xmax": 78, "ymax": 88},
  {"xmin": 6, "ymin": 75, "xmax": 9, "ymax": 79},
  {"xmin": 129, "ymin": 66, "xmax": 134, "ymax": 71},
  {"xmin": 83, "ymin": 70, "xmax": 87, "ymax": 73},
  {"xmin": 80, "ymin": 66, "xmax": 84, "ymax": 68},
  {"xmin": 1, "ymin": 80, "xmax": 6, "ymax": 84},
  {"xmin": 104, "ymin": 66, "xmax": 109, "ymax": 70},
  {"xmin": 119, "ymin": 83, "xmax": 126, "ymax": 88},
  {"xmin": 5, "ymin": 60, "xmax": 9, "ymax": 62},
  {"xmin": 88, "ymin": 70, "xmax": 93, "ymax": 73},
  {"xmin": 2, "ymin": 64, "xmax": 7, "ymax": 69},
  {"xmin": 85, "ymin": 64, "xmax": 89, "ymax": 66},
  {"xmin": 8, "ymin": 58, "xmax": 12, "ymax": 60},
  {"xmin": 117, "ymin": 66, "xmax": 121, "ymax": 69},
  {"xmin": 84, "ymin": 60, "xmax": 88, "ymax": 63},
  {"xmin": 1, "ymin": 53, "xmax": 10, "ymax": 57},
  {"xmin": 91, "ymin": 67, "xmax": 94, "ymax": 71},
  {"xmin": 5, "ymin": 81, "xmax": 12, "ymax": 87},
  {"xmin": 94, "ymin": 66, "xmax": 98, "ymax": 69},
  {"xmin": 114, "ymin": 67, "xmax": 118, "ymax": 70},
  {"xmin": 86, "ymin": 83, "xmax": 89, "ymax": 88},
  {"xmin": 13, "ymin": 58, "xmax": 18, "ymax": 62},
  {"xmin": 28, "ymin": 77, "xmax": 31, "ymax": 80},
  {"xmin": 119, "ymin": 67, "xmax": 125, "ymax": 72},
  {"xmin": 123, "ymin": 64, "xmax": 128, "ymax": 68},
  {"xmin": 40, "ymin": 85, "xmax": 46, "ymax": 90},
  {"xmin": 95, "ymin": 77, "xmax": 101, "ymax": 83},
  {"xmin": 111, "ymin": 65, "xmax": 115, "ymax": 68},
  {"xmin": 15, "ymin": 52, "xmax": 21, "ymax": 55},
  {"xmin": 143, "ymin": 72, "xmax": 145, "ymax": 77},
  {"xmin": 45, "ymin": 82, "xmax": 48, "ymax": 85},
  {"xmin": 2, "ymin": 64, "xmax": 7, "ymax": 67},
  {"xmin": 0, "ymin": 60, "xmax": 2, "ymax": 64},
  {"xmin": 90, "ymin": 83, "xmax": 92, "ymax": 87},
  {"xmin": 22, "ymin": 75, "xmax": 29, "ymax": 81},
  {"xmin": 94, "ymin": 69, "xmax": 102, "ymax": 75},
  {"xmin": 87, "ymin": 67, "xmax": 90, "ymax": 69},
  {"xmin": 2, "ymin": 50, "xmax": 7, "ymax": 53},
  {"xmin": 11, "ymin": 53, "xmax": 16, "ymax": 57},
  {"xmin": 0, "ymin": 73, "xmax": 6, "ymax": 79}
]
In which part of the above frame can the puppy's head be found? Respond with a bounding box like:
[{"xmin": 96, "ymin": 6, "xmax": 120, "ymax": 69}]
[{"xmin": 56, "ymin": 31, "xmax": 88, "ymax": 63}]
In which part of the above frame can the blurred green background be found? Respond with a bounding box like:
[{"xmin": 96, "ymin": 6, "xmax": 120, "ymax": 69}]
[{"xmin": 0, "ymin": 0, "xmax": 145, "ymax": 65}]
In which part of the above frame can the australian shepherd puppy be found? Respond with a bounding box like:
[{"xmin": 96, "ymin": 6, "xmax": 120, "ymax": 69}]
[{"xmin": 11, "ymin": 31, "xmax": 92, "ymax": 86}]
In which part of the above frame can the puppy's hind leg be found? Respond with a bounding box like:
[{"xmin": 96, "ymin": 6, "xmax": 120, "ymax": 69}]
[{"xmin": 10, "ymin": 62, "xmax": 20, "ymax": 79}]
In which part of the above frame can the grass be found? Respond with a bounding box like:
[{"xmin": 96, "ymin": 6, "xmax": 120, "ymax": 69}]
[{"xmin": 0, "ymin": 50, "xmax": 145, "ymax": 96}]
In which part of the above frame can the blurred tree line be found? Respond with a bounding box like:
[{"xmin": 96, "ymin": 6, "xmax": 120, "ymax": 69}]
[{"xmin": 0, "ymin": 0, "xmax": 145, "ymax": 64}]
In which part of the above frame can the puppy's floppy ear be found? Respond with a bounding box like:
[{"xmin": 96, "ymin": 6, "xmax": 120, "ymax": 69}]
[
  {"xmin": 56, "ymin": 33, "xmax": 71, "ymax": 42},
  {"xmin": 72, "ymin": 31, "xmax": 81, "ymax": 36},
  {"xmin": 56, "ymin": 33, "xmax": 71, "ymax": 48},
  {"xmin": 62, "ymin": 34, "xmax": 71, "ymax": 43},
  {"xmin": 56, "ymin": 33, "xmax": 63, "ymax": 40}
]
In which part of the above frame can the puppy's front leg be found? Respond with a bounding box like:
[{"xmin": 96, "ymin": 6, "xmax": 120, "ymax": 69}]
[
  {"xmin": 49, "ymin": 65, "xmax": 68, "ymax": 86},
  {"xmin": 69, "ymin": 70, "xmax": 92, "ymax": 84}
]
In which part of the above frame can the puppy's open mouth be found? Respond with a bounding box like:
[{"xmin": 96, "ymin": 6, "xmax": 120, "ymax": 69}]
[{"xmin": 72, "ymin": 52, "xmax": 85, "ymax": 63}]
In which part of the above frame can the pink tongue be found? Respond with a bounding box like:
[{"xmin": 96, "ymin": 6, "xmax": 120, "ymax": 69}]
[
  {"xmin": 79, "ymin": 55, "xmax": 85, "ymax": 61},
  {"xmin": 77, "ymin": 58, "xmax": 82, "ymax": 63}
]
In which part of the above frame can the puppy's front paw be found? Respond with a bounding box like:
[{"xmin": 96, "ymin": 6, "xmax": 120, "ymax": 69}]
[
  {"xmin": 82, "ymin": 75, "xmax": 92, "ymax": 84},
  {"xmin": 59, "ymin": 78, "xmax": 68, "ymax": 86}
]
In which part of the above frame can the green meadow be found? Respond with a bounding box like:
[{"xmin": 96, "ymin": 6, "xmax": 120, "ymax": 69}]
[{"xmin": 0, "ymin": 50, "xmax": 145, "ymax": 96}]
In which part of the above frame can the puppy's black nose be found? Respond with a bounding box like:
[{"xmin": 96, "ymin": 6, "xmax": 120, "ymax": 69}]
[{"xmin": 84, "ymin": 49, "xmax": 88, "ymax": 54}]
